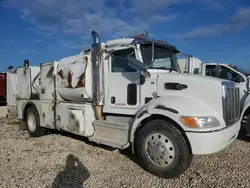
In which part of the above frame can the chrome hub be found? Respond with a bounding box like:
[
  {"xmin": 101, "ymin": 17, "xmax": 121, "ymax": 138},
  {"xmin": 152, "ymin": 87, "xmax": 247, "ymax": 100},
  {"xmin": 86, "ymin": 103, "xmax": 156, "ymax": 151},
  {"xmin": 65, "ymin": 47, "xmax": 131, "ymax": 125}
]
[
  {"xmin": 27, "ymin": 111, "xmax": 36, "ymax": 132},
  {"xmin": 145, "ymin": 133, "xmax": 175, "ymax": 167}
]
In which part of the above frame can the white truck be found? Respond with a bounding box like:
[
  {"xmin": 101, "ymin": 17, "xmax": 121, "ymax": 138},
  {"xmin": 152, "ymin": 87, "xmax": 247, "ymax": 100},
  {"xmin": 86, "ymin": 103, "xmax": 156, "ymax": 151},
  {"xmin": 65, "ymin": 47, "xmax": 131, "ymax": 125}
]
[
  {"xmin": 8, "ymin": 31, "xmax": 241, "ymax": 179},
  {"xmin": 177, "ymin": 54, "xmax": 202, "ymax": 74},
  {"xmin": 178, "ymin": 55, "xmax": 250, "ymax": 136}
]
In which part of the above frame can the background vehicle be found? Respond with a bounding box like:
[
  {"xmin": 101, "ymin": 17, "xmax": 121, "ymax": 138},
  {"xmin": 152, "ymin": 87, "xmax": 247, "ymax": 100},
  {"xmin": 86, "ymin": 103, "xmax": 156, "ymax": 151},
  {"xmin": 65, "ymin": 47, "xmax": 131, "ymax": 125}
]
[
  {"xmin": 177, "ymin": 54, "xmax": 202, "ymax": 74},
  {"xmin": 8, "ymin": 31, "xmax": 241, "ymax": 179},
  {"xmin": 178, "ymin": 55, "xmax": 250, "ymax": 136},
  {"xmin": 0, "ymin": 72, "xmax": 7, "ymax": 105}
]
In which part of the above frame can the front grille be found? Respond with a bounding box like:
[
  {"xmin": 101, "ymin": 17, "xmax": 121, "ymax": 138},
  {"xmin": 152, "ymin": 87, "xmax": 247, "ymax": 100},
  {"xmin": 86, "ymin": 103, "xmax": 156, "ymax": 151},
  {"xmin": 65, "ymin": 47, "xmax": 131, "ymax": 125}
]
[{"xmin": 222, "ymin": 82, "xmax": 240, "ymax": 126}]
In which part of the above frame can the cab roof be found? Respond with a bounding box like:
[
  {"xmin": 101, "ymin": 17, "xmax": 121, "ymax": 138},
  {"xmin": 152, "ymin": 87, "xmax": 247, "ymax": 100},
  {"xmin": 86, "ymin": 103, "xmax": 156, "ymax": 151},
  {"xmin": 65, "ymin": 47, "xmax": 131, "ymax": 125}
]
[{"xmin": 105, "ymin": 35, "xmax": 180, "ymax": 53}]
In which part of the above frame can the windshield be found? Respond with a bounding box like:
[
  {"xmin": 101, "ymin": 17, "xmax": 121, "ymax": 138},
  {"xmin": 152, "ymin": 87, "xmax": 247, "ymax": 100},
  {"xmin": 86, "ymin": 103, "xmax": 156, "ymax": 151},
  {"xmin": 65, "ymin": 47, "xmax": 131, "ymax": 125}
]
[
  {"xmin": 229, "ymin": 65, "xmax": 250, "ymax": 76},
  {"xmin": 140, "ymin": 44, "xmax": 180, "ymax": 72}
]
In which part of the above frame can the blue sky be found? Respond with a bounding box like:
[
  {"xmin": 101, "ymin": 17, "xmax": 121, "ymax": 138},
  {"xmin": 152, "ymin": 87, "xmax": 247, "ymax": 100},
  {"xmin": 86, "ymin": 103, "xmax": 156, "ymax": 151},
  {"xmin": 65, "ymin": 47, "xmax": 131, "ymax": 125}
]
[{"xmin": 0, "ymin": 0, "xmax": 250, "ymax": 72}]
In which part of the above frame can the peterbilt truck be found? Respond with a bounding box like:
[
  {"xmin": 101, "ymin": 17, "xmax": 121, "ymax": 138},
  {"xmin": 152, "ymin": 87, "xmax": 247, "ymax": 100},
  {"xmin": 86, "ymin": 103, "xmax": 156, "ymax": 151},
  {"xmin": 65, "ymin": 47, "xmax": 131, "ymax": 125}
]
[
  {"xmin": 178, "ymin": 55, "xmax": 250, "ymax": 136},
  {"xmin": 9, "ymin": 31, "xmax": 241, "ymax": 179}
]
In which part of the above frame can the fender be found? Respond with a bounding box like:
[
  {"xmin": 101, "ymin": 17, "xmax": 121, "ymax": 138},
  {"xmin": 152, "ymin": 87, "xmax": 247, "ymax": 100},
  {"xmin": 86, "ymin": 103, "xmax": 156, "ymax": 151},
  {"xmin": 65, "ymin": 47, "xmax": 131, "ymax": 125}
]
[
  {"xmin": 18, "ymin": 100, "xmax": 41, "ymax": 120},
  {"xmin": 15, "ymin": 100, "xmax": 41, "ymax": 130},
  {"xmin": 129, "ymin": 95, "xmax": 225, "ymax": 144}
]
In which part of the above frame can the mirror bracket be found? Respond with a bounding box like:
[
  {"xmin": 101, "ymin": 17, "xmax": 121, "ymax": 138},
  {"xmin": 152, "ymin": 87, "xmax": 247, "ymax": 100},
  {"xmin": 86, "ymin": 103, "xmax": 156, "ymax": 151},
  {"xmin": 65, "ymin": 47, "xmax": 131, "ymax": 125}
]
[{"xmin": 127, "ymin": 56, "xmax": 151, "ymax": 79}]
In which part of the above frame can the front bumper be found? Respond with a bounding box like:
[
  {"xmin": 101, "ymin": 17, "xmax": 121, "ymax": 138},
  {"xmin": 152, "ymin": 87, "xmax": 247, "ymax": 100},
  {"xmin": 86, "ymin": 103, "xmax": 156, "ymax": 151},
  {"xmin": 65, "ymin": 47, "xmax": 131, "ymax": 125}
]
[{"xmin": 186, "ymin": 120, "xmax": 241, "ymax": 155}]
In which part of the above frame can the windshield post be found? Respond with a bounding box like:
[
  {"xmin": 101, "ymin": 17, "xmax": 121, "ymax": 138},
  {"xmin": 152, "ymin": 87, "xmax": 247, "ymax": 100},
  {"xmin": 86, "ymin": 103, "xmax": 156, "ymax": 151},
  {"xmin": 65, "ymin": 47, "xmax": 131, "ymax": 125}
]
[
  {"xmin": 151, "ymin": 40, "xmax": 154, "ymax": 63},
  {"xmin": 140, "ymin": 42, "xmax": 180, "ymax": 72}
]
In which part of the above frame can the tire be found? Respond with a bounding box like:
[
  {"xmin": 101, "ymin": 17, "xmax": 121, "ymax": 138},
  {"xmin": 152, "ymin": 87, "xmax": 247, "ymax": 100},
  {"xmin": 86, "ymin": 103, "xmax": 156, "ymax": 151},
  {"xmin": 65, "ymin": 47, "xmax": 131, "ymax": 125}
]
[
  {"xmin": 136, "ymin": 119, "xmax": 193, "ymax": 179},
  {"xmin": 239, "ymin": 114, "xmax": 250, "ymax": 137},
  {"xmin": 25, "ymin": 106, "xmax": 46, "ymax": 137},
  {"xmin": 244, "ymin": 114, "xmax": 250, "ymax": 136}
]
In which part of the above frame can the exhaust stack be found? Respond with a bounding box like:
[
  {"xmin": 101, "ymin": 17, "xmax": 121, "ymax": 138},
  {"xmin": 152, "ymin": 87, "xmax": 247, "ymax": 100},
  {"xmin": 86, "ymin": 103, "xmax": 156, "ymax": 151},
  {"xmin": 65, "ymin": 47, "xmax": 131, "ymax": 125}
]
[
  {"xmin": 92, "ymin": 31, "xmax": 100, "ymax": 44},
  {"xmin": 91, "ymin": 31, "xmax": 104, "ymax": 120}
]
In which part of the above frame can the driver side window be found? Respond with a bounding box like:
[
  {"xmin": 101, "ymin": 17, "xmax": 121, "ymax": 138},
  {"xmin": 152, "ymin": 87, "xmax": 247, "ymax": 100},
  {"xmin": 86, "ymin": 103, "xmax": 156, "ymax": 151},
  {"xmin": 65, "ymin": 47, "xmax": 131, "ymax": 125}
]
[
  {"xmin": 205, "ymin": 65, "xmax": 244, "ymax": 82},
  {"xmin": 111, "ymin": 48, "xmax": 137, "ymax": 73},
  {"xmin": 205, "ymin": 65, "xmax": 218, "ymax": 77}
]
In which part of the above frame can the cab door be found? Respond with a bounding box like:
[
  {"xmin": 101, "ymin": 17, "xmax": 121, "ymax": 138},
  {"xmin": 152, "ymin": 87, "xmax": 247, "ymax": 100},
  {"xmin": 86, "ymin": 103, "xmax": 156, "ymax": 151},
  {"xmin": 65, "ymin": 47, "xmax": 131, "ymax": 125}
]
[{"xmin": 103, "ymin": 47, "xmax": 142, "ymax": 115}]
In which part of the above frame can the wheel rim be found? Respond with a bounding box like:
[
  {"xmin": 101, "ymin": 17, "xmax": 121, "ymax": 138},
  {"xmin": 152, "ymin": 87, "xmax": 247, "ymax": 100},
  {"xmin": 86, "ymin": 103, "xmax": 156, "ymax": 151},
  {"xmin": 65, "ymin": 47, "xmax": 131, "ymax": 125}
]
[
  {"xmin": 145, "ymin": 133, "xmax": 175, "ymax": 167},
  {"xmin": 27, "ymin": 111, "xmax": 36, "ymax": 132}
]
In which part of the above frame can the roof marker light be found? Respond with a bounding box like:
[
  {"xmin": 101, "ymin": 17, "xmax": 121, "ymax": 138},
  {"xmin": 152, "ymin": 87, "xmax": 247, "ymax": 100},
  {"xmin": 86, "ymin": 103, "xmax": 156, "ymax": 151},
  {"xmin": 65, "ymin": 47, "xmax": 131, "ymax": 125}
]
[{"xmin": 142, "ymin": 30, "xmax": 148, "ymax": 38}]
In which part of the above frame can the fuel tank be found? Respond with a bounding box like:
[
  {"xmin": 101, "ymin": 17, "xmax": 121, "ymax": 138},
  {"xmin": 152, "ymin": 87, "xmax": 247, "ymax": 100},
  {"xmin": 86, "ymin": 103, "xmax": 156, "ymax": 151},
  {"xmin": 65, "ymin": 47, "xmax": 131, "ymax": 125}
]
[{"xmin": 56, "ymin": 52, "xmax": 93, "ymax": 102}]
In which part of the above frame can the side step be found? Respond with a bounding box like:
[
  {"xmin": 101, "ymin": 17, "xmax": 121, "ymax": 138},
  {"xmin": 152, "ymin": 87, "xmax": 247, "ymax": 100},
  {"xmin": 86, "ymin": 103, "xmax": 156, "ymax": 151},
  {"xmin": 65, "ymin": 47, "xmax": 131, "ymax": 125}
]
[{"xmin": 89, "ymin": 120, "xmax": 130, "ymax": 149}]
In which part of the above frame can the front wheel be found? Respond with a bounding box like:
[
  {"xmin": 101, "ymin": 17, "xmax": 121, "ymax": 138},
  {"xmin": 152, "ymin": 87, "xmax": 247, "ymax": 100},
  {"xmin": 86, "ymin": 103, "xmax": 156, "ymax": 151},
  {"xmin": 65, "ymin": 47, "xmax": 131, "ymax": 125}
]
[{"xmin": 136, "ymin": 119, "xmax": 193, "ymax": 179}]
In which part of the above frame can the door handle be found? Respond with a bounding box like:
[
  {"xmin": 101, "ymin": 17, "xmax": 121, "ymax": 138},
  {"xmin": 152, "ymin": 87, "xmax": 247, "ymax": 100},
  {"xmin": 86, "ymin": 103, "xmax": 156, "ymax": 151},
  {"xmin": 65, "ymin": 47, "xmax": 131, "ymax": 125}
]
[{"xmin": 111, "ymin": 96, "xmax": 115, "ymax": 104}]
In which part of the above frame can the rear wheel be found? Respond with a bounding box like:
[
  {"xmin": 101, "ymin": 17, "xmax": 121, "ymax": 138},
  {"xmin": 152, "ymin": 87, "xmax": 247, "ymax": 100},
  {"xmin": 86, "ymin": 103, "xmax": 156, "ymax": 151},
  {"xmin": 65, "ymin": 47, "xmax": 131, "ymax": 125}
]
[
  {"xmin": 136, "ymin": 119, "xmax": 192, "ymax": 179},
  {"xmin": 25, "ymin": 106, "xmax": 46, "ymax": 137}
]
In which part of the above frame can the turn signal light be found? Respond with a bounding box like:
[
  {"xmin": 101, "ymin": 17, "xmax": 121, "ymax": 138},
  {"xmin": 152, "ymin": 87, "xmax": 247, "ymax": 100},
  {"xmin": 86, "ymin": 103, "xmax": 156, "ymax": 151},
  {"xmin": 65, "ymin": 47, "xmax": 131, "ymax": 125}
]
[{"xmin": 180, "ymin": 117, "xmax": 199, "ymax": 128}]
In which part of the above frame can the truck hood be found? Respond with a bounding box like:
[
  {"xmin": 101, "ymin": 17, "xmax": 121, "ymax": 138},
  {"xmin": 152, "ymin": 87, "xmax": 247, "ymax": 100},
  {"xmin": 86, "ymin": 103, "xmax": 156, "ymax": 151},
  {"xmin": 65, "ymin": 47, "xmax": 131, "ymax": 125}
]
[{"xmin": 150, "ymin": 72, "xmax": 230, "ymax": 117}]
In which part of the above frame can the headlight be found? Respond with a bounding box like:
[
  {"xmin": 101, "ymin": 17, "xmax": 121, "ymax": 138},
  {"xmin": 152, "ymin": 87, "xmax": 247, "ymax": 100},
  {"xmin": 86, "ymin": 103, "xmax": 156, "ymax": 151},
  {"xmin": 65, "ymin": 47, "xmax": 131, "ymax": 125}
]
[{"xmin": 180, "ymin": 116, "xmax": 220, "ymax": 129}]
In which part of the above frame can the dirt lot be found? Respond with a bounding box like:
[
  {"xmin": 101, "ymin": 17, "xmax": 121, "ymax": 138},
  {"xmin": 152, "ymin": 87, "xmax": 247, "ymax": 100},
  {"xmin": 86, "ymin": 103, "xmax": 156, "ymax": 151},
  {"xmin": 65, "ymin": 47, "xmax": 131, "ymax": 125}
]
[{"xmin": 0, "ymin": 116, "xmax": 250, "ymax": 188}]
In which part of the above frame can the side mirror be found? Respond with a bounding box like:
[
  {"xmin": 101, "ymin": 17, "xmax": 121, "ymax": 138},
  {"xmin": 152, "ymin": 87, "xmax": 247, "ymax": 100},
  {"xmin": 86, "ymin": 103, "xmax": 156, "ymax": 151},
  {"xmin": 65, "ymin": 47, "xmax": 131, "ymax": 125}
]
[{"xmin": 127, "ymin": 56, "xmax": 151, "ymax": 78}]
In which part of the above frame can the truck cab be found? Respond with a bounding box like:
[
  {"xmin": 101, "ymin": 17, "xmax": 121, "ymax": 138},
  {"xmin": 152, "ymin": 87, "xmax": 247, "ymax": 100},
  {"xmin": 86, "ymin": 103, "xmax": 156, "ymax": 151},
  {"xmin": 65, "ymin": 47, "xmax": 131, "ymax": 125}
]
[
  {"xmin": 177, "ymin": 55, "xmax": 250, "ymax": 136},
  {"xmin": 200, "ymin": 63, "xmax": 248, "ymax": 104},
  {"xmin": 199, "ymin": 62, "xmax": 250, "ymax": 135}
]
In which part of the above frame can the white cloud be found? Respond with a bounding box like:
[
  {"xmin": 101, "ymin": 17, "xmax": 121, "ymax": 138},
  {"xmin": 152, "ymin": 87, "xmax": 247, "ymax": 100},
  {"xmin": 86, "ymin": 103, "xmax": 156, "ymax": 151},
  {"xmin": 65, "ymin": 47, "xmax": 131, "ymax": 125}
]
[
  {"xmin": 3, "ymin": 0, "xmax": 227, "ymax": 47},
  {"xmin": 132, "ymin": 0, "xmax": 226, "ymax": 14},
  {"xmin": 4, "ymin": 0, "xmax": 160, "ymax": 38},
  {"xmin": 57, "ymin": 40, "xmax": 90, "ymax": 50},
  {"xmin": 180, "ymin": 7, "xmax": 250, "ymax": 40}
]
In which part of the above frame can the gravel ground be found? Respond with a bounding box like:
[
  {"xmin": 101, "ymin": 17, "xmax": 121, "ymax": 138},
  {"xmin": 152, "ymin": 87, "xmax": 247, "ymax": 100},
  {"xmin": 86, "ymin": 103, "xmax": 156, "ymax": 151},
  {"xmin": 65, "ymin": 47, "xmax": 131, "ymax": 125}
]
[{"xmin": 1, "ymin": 117, "xmax": 250, "ymax": 188}]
